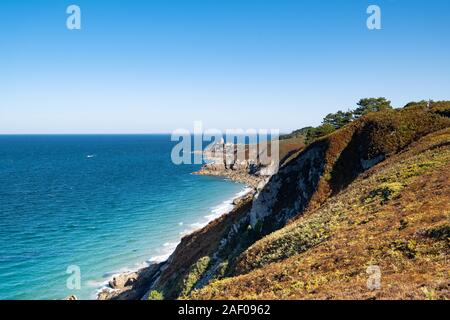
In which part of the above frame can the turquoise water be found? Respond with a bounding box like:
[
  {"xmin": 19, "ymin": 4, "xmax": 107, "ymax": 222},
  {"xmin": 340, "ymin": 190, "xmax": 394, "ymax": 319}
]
[{"xmin": 0, "ymin": 135, "xmax": 244, "ymax": 300}]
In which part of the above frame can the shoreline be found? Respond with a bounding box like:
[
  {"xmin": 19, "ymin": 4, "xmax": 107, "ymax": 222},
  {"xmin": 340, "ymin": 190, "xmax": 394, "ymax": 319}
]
[
  {"xmin": 93, "ymin": 143, "xmax": 264, "ymax": 300},
  {"xmin": 95, "ymin": 181, "xmax": 255, "ymax": 300}
]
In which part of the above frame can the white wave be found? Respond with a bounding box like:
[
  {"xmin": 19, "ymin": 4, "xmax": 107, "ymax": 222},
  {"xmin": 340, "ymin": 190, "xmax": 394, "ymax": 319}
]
[
  {"xmin": 148, "ymin": 253, "xmax": 171, "ymax": 263},
  {"xmin": 179, "ymin": 186, "xmax": 253, "ymax": 238},
  {"xmin": 190, "ymin": 222, "xmax": 207, "ymax": 229},
  {"xmin": 148, "ymin": 241, "xmax": 180, "ymax": 263},
  {"xmin": 94, "ymin": 185, "xmax": 253, "ymax": 299},
  {"xmin": 93, "ymin": 261, "xmax": 155, "ymax": 299},
  {"xmin": 85, "ymin": 279, "xmax": 105, "ymax": 288}
]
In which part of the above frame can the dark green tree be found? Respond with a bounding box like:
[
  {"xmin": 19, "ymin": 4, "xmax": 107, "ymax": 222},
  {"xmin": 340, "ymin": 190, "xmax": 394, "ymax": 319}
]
[
  {"xmin": 322, "ymin": 110, "xmax": 354, "ymax": 129},
  {"xmin": 353, "ymin": 97, "xmax": 392, "ymax": 118},
  {"xmin": 305, "ymin": 123, "xmax": 336, "ymax": 144}
]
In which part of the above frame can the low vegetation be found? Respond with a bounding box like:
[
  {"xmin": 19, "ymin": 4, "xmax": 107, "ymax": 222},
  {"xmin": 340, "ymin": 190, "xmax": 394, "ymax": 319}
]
[
  {"xmin": 148, "ymin": 290, "xmax": 164, "ymax": 300},
  {"xmin": 144, "ymin": 99, "xmax": 450, "ymax": 300}
]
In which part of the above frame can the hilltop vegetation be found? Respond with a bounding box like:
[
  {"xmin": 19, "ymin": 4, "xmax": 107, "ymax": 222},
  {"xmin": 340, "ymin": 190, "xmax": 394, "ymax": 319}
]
[
  {"xmin": 281, "ymin": 97, "xmax": 393, "ymax": 144},
  {"xmin": 281, "ymin": 98, "xmax": 450, "ymax": 146}
]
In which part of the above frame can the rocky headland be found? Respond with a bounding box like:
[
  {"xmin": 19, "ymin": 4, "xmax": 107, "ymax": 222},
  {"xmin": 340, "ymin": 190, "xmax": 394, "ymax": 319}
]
[{"xmin": 193, "ymin": 139, "xmax": 275, "ymax": 188}]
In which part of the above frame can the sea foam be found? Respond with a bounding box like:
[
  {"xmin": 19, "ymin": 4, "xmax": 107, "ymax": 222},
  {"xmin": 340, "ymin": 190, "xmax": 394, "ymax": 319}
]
[{"xmin": 96, "ymin": 185, "xmax": 253, "ymax": 298}]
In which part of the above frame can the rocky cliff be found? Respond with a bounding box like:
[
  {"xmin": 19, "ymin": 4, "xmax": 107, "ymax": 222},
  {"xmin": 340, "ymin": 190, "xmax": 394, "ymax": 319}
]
[
  {"xmin": 100, "ymin": 102, "xmax": 450, "ymax": 300},
  {"xmin": 194, "ymin": 137, "xmax": 304, "ymax": 188}
]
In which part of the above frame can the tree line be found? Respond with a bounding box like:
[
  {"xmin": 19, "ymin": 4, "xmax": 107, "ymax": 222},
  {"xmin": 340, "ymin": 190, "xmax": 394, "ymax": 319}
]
[{"xmin": 282, "ymin": 97, "xmax": 392, "ymax": 144}]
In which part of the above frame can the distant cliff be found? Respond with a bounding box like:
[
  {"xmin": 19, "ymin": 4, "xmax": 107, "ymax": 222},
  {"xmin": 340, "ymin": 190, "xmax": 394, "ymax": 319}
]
[{"xmin": 194, "ymin": 137, "xmax": 305, "ymax": 188}]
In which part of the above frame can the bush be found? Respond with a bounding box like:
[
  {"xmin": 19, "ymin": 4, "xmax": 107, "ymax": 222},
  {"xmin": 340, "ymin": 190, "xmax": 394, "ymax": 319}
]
[
  {"xmin": 305, "ymin": 124, "xmax": 336, "ymax": 144},
  {"xmin": 180, "ymin": 256, "xmax": 211, "ymax": 296},
  {"xmin": 353, "ymin": 97, "xmax": 392, "ymax": 118},
  {"xmin": 365, "ymin": 182, "xmax": 403, "ymax": 203},
  {"xmin": 425, "ymin": 224, "xmax": 450, "ymax": 241},
  {"xmin": 148, "ymin": 290, "xmax": 164, "ymax": 300}
]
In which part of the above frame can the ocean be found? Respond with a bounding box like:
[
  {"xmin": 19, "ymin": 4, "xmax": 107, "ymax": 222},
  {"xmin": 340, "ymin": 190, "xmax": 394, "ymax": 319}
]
[{"xmin": 0, "ymin": 135, "xmax": 246, "ymax": 300}]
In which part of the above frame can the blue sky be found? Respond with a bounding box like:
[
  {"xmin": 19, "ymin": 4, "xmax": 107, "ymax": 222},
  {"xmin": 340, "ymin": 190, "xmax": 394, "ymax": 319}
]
[{"xmin": 1, "ymin": 0, "xmax": 449, "ymax": 134}]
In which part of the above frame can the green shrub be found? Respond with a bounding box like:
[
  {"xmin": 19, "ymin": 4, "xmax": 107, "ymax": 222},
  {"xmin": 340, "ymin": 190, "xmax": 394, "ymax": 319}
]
[
  {"xmin": 180, "ymin": 256, "xmax": 211, "ymax": 296},
  {"xmin": 391, "ymin": 239, "xmax": 418, "ymax": 259},
  {"xmin": 148, "ymin": 290, "xmax": 164, "ymax": 300},
  {"xmin": 365, "ymin": 182, "xmax": 403, "ymax": 203}
]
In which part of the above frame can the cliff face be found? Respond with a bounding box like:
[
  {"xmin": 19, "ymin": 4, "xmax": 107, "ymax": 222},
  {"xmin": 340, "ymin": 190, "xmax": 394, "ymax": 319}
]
[{"xmin": 101, "ymin": 103, "xmax": 450, "ymax": 300}]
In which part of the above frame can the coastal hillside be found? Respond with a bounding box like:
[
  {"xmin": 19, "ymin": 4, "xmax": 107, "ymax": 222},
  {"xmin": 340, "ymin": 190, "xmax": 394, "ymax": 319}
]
[
  {"xmin": 100, "ymin": 101, "xmax": 450, "ymax": 300},
  {"xmin": 192, "ymin": 127, "xmax": 450, "ymax": 299}
]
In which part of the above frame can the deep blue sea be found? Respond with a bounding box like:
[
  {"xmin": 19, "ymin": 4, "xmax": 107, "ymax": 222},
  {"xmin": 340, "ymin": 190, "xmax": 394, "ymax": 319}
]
[{"xmin": 0, "ymin": 135, "xmax": 245, "ymax": 300}]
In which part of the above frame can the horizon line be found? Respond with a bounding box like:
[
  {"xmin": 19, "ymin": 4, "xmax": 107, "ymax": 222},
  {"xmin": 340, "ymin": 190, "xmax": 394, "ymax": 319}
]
[
  {"xmin": 0, "ymin": 132, "xmax": 290, "ymax": 136},
  {"xmin": 0, "ymin": 133, "xmax": 175, "ymax": 135}
]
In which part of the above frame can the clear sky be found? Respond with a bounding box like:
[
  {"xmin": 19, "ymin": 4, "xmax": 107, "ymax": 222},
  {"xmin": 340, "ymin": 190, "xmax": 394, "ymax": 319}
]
[{"xmin": 1, "ymin": 0, "xmax": 449, "ymax": 134}]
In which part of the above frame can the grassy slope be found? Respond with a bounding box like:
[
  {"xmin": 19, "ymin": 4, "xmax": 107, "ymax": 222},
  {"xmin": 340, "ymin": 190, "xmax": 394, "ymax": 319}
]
[
  {"xmin": 277, "ymin": 136, "xmax": 305, "ymax": 165},
  {"xmin": 145, "ymin": 104, "xmax": 450, "ymax": 300},
  {"xmin": 190, "ymin": 128, "xmax": 450, "ymax": 299}
]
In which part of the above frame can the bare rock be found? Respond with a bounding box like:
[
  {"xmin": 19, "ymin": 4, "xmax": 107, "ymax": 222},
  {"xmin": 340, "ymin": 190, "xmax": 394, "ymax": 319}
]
[
  {"xmin": 98, "ymin": 262, "xmax": 163, "ymax": 300},
  {"xmin": 97, "ymin": 289, "xmax": 116, "ymax": 300},
  {"xmin": 108, "ymin": 272, "xmax": 138, "ymax": 289}
]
